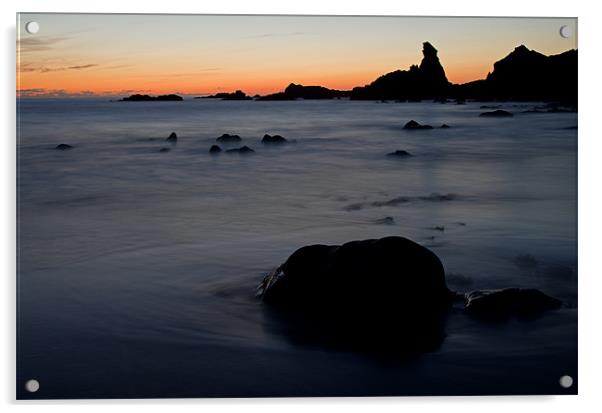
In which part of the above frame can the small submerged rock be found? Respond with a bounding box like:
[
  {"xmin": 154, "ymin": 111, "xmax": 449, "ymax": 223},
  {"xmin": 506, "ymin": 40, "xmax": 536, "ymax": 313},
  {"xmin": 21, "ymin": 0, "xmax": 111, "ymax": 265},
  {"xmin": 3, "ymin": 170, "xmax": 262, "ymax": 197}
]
[
  {"xmin": 159, "ymin": 147, "xmax": 171, "ymax": 153},
  {"xmin": 216, "ymin": 133, "xmax": 241, "ymax": 143},
  {"xmin": 464, "ymin": 288, "xmax": 561, "ymax": 319},
  {"xmin": 209, "ymin": 145, "xmax": 222, "ymax": 154},
  {"xmin": 479, "ymin": 109, "xmax": 513, "ymax": 117},
  {"xmin": 225, "ymin": 145, "xmax": 254, "ymax": 154},
  {"xmin": 55, "ymin": 144, "xmax": 73, "ymax": 150},
  {"xmin": 403, "ymin": 120, "xmax": 433, "ymax": 130},
  {"xmin": 166, "ymin": 132, "xmax": 177, "ymax": 143},
  {"xmin": 262, "ymin": 134, "xmax": 288, "ymax": 144},
  {"xmin": 387, "ymin": 150, "xmax": 412, "ymax": 157}
]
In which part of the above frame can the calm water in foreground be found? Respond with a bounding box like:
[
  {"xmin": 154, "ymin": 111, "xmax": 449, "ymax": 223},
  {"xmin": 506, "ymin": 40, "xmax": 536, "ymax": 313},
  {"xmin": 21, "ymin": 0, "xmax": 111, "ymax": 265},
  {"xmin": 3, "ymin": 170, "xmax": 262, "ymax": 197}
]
[{"xmin": 17, "ymin": 98, "xmax": 577, "ymax": 398}]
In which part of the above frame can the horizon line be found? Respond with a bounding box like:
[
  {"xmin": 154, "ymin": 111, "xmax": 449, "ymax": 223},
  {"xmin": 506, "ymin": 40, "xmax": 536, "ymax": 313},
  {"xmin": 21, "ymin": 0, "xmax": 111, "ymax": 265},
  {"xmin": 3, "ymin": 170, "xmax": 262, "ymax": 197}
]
[{"xmin": 17, "ymin": 42, "xmax": 577, "ymax": 99}]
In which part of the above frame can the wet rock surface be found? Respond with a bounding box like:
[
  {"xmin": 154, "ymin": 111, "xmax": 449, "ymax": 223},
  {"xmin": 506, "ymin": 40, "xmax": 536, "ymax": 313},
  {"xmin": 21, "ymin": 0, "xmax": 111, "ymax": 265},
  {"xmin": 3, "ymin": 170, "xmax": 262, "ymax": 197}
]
[
  {"xmin": 404, "ymin": 120, "xmax": 433, "ymax": 130},
  {"xmin": 464, "ymin": 288, "xmax": 562, "ymax": 319},
  {"xmin": 216, "ymin": 134, "xmax": 242, "ymax": 143},
  {"xmin": 55, "ymin": 144, "xmax": 73, "ymax": 150}
]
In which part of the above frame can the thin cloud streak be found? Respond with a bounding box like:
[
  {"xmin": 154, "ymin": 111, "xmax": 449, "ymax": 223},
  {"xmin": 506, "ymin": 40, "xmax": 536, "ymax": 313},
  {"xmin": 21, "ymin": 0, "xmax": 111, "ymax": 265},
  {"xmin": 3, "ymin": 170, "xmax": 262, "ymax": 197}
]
[
  {"xmin": 17, "ymin": 36, "xmax": 71, "ymax": 53},
  {"xmin": 19, "ymin": 63, "xmax": 99, "ymax": 73},
  {"xmin": 17, "ymin": 88, "xmax": 154, "ymax": 98}
]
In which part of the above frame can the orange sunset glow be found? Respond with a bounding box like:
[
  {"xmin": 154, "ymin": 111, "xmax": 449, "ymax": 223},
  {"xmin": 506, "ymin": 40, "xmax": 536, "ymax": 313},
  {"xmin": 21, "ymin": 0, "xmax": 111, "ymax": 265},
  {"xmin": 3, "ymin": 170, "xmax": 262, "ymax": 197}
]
[{"xmin": 17, "ymin": 14, "xmax": 577, "ymax": 97}]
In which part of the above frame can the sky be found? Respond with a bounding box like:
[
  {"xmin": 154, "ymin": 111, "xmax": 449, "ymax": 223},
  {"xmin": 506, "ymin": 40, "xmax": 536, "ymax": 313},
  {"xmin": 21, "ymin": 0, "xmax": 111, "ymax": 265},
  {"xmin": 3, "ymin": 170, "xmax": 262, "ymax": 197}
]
[{"xmin": 16, "ymin": 14, "xmax": 577, "ymax": 97}]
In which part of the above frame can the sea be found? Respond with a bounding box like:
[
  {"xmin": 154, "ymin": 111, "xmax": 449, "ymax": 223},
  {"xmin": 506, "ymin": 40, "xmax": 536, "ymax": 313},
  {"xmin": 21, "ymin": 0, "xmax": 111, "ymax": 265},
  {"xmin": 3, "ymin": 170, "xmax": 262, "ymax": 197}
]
[{"xmin": 16, "ymin": 98, "xmax": 578, "ymax": 398}]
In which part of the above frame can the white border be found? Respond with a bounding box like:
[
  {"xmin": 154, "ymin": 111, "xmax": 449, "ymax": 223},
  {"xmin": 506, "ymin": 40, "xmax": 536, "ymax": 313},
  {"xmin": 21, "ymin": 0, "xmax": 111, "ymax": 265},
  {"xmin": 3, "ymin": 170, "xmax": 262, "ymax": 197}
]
[{"xmin": 2, "ymin": 1, "xmax": 600, "ymax": 412}]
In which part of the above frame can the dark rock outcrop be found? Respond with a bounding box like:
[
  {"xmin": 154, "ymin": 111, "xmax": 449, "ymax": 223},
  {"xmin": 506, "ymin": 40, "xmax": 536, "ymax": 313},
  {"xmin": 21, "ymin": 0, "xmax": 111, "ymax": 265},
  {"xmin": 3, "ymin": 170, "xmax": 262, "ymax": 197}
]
[
  {"xmin": 166, "ymin": 132, "xmax": 177, "ymax": 143},
  {"xmin": 196, "ymin": 90, "xmax": 252, "ymax": 100},
  {"xmin": 348, "ymin": 43, "xmax": 576, "ymax": 103},
  {"xmin": 225, "ymin": 145, "xmax": 254, "ymax": 154},
  {"xmin": 464, "ymin": 288, "xmax": 562, "ymax": 319},
  {"xmin": 119, "ymin": 94, "xmax": 183, "ymax": 101},
  {"xmin": 452, "ymin": 45, "xmax": 577, "ymax": 103},
  {"xmin": 261, "ymin": 134, "xmax": 288, "ymax": 144},
  {"xmin": 440, "ymin": 124, "xmax": 450, "ymax": 128},
  {"xmin": 351, "ymin": 42, "xmax": 450, "ymax": 101},
  {"xmin": 258, "ymin": 83, "xmax": 350, "ymax": 101},
  {"xmin": 387, "ymin": 150, "xmax": 412, "ymax": 157},
  {"xmin": 209, "ymin": 145, "xmax": 222, "ymax": 154},
  {"xmin": 403, "ymin": 120, "xmax": 433, "ymax": 130},
  {"xmin": 159, "ymin": 147, "xmax": 170, "ymax": 153},
  {"xmin": 479, "ymin": 109, "xmax": 513, "ymax": 117},
  {"xmin": 216, "ymin": 134, "xmax": 242, "ymax": 143},
  {"xmin": 193, "ymin": 43, "xmax": 575, "ymax": 104},
  {"xmin": 55, "ymin": 144, "xmax": 73, "ymax": 150}
]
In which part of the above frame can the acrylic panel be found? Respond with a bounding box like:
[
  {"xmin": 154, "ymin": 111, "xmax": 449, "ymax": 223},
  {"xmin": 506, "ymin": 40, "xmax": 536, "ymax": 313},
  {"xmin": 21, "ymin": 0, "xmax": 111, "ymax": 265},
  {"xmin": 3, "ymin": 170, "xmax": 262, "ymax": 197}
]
[{"xmin": 16, "ymin": 13, "xmax": 578, "ymax": 399}]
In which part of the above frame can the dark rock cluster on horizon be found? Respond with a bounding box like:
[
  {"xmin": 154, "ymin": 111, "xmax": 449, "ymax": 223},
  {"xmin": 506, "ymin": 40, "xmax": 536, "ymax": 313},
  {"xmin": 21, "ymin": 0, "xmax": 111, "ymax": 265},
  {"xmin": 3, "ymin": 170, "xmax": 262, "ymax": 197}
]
[
  {"xmin": 119, "ymin": 94, "xmax": 183, "ymax": 102},
  {"xmin": 116, "ymin": 43, "xmax": 576, "ymax": 104},
  {"xmin": 252, "ymin": 42, "xmax": 576, "ymax": 104},
  {"xmin": 196, "ymin": 90, "xmax": 252, "ymax": 100},
  {"xmin": 258, "ymin": 83, "xmax": 351, "ymax": 101}
]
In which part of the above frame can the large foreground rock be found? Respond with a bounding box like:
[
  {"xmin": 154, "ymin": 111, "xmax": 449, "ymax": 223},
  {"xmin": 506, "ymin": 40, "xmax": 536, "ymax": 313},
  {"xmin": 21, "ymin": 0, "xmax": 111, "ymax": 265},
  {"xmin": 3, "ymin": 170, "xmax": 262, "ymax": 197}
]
[{"xmin": 258, "ymin": 236, "xmax": 452, "ymax": 351}]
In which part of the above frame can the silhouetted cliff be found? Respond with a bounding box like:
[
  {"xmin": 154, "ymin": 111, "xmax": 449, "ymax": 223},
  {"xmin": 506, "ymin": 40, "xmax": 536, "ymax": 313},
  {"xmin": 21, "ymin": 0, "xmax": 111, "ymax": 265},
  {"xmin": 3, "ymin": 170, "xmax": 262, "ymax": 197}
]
[
  {"xmin": 258, "ymin": 83, "xmax": 351, "ymax": 100},
  {"xmin": 452, "ymin": 45, "xmax": 577, "ymax": 103},
  {"xmin": 350, "ymin": 42, "xmax": 449, "ymax": 101}
]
